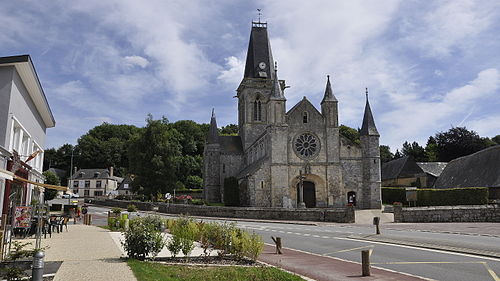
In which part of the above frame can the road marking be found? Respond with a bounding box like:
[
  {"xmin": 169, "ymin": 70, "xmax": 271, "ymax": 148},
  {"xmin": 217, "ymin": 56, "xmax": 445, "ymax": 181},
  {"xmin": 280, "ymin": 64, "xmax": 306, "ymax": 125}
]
[
  {"xmin": 483, "ymin": 262, "xmax": 500, "ymax": 281},
  {"xmin": 321, "ymin": 236, "xmax": 330, "ymax": 239},
  {"xmin": 372, "ymin": 261, "xmax": 484, "ymax": 265},
  {"xmin": 323, "ymin": 245, "xmax": 374, "ymax": 256}
]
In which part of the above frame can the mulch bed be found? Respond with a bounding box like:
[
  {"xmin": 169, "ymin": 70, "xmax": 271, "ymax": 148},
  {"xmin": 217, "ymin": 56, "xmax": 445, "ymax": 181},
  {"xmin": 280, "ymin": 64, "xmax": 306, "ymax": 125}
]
[{"xmin": 150, "ymin": 256, "xmax": 259, "ymax": 266}]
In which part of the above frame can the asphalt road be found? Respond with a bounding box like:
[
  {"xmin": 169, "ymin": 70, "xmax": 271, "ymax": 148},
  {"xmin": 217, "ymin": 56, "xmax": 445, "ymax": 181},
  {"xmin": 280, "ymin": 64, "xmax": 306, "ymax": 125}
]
[{"xmin": 86, "ymin": 205, "xmax": 500, "ymax": 281}]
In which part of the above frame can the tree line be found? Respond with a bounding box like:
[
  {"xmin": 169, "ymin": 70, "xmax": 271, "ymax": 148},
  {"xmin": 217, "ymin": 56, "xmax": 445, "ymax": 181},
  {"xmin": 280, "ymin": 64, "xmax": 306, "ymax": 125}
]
[{"xmin": 43, "ymin": 115, "xmax": 238, "ymax": 197}]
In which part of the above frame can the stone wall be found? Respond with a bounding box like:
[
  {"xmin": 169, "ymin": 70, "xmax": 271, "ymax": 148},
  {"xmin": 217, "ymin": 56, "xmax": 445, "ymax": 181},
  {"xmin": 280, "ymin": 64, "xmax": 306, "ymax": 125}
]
[
  {"xmin": 91, "ymin": 199, "xmax": 354, "ymax": 223},
  {"xmin": 393, "ymin": 204, "xmax": 500, "ymax": 222}
]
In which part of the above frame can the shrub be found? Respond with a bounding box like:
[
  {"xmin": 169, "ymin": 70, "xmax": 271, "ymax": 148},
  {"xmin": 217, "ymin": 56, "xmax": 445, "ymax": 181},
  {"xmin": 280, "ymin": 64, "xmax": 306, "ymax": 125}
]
[
  {"xmin": 127, "ymin": 204, "xmax": 138, "ymax": 212},
  {"xmin": 381, "ymin": 187, "xmax": 489, "ymax": 206},
  {"xmin": 223, "ymin": 177, "xmax": 240, "ymax": 206},
  {"xmin": 168, "ymin": 217, "xmax": 199, "ymax": 260},
  {"xmin": 245, "ymin": 232, "xmax": 264, "ymax": 261},
  {"xmin": 382, "ymin": 187, "xmax": 407, "ymax": 205},
  {"xmin": 166, "ymin": 235, "xmax": 182, "ymax": 258},
  {"xmin": 112, "ymin": 207, "xmax": 122, "ymax": 214},
  {"xmin": 122, "ymin": 217, "xmax": 166, "ymax": 260}
]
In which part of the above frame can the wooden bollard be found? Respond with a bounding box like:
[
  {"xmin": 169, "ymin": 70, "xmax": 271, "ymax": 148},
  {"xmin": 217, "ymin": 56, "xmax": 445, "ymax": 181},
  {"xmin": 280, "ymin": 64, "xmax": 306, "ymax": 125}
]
[
  {"xmin": 361, "ymin": 250, "xmax": 371, "ymax": 276},
  {"xmin": 271, "ymin": 236, "xmax": 282, "ymax": 254}
]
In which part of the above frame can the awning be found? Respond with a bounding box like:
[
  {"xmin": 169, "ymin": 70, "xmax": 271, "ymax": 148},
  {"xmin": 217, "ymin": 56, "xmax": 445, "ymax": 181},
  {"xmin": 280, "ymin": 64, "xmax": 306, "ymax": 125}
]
[
  {"xmin": 0, "ymin": 168, "xmax": 14, "ymax": 180},
  {"xmin": 13, "ymin": 175, "xmax": 68, "ymax": 191}
]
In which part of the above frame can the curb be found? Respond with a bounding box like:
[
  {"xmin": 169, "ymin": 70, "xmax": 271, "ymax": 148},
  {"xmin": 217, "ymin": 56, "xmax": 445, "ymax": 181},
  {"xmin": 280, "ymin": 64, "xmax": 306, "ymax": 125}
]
[
  {"xmin": 348, "ymin": 235, "xmax": 500, "ymax": 259},
  {"xmin": 89, "ymin": 204, "xmax": 319, "ymax": 226}
]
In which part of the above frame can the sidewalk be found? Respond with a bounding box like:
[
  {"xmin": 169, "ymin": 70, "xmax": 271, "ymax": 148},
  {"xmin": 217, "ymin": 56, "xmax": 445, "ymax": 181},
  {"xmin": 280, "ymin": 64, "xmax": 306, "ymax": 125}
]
[
  {"xmin": 37, "ymin": 224, "xmax": 136, "ymax": 281},
  {"xmin": 258, "ymin": 244, "xmax": 431, "ymax": 281}
]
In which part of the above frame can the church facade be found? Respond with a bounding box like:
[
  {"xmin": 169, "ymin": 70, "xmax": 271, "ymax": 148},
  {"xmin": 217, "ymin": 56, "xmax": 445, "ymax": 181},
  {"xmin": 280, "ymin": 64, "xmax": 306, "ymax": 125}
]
[{"xmin": 203, "ymin": 22, "xmax": 382, "ymax": 209}]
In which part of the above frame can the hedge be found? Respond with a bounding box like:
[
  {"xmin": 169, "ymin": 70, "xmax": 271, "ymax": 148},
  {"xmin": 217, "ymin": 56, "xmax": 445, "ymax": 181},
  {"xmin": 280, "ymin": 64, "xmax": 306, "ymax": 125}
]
[
  {"xmin": 382, "ymin": 187, "xmax": 489, "ymax": 206},
  {"xmin": 223, "ymin": 177, "xmax": 240, "ymax": 206}
]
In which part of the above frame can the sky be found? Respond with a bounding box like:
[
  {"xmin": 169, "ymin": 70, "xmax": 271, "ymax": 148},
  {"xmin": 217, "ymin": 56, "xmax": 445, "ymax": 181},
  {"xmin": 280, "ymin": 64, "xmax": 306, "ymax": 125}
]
[{"xmin": 1, "ymin": 0, "xmax": 499, "ymax": 152}]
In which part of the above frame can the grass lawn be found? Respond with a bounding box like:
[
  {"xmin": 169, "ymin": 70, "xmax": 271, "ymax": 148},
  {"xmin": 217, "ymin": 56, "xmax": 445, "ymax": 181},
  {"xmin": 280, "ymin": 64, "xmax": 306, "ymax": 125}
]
[{"xmin": 127, "ymin": 259, "xmax": 305, "ymax": 281}]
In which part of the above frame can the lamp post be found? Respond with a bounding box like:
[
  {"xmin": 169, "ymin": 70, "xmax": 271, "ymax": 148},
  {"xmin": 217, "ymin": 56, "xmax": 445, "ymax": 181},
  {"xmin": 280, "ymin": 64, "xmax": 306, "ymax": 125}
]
[{"xmin": 68, "ymin": 147, "xmax": 75, "ymax": 206}]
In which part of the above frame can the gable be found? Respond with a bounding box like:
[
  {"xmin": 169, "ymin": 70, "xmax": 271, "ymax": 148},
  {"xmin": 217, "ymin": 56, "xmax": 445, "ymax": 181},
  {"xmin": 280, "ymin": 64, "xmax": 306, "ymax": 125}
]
[{"xmin": 286, "ymin": 97, "xmax": 324, "ymax": 125}]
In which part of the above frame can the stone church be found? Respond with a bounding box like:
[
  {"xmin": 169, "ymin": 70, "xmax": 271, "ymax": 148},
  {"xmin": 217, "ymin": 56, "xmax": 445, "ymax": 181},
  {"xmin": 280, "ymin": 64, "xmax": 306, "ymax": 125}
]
[{"xmin": 203, "ymin": 21, "xmax": 382, "ymax": 209}]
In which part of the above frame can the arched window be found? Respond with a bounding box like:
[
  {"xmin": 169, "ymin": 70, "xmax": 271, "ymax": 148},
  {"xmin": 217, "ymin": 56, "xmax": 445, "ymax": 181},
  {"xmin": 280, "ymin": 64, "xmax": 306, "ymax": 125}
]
[
  {"xmin": 303, "ymin": 111, "xmax": 308, "ymax": 123},
  {"xmin": 253, "ymin": 97, "xmax": 262, "ymax": 121}
]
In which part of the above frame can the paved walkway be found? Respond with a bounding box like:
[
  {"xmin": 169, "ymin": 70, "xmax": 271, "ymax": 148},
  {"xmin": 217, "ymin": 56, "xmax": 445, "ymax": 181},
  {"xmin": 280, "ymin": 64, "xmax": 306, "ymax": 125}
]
[
  {"xmin": 258, "ymin": 244, "xmax": 431, "ymax": 281},
  {"xmin": 36, "ymin": 224, "xmax": 136, "ymax": 281}
]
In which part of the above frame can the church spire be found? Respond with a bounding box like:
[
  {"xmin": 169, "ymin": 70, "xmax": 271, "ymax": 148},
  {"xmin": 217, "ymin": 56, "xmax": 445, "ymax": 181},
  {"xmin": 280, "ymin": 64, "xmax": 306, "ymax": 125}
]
[
  {"xmin": 360, "ymin": 88, "xmax": 379, "ymax": 136},
  {"xmin": 321, "ymin": 75, "xmax": 337, "ymax": 104},
  {"xmin": 207, "ymin": 108, "xmax": 219, "ymax": 143},
  {"xmin": 243, "ymin": 20, "xmax": 274, "ymax": 80},
  {"xmin": 270, "ymin": 62, "xmax": 284, "ymax": 99}
]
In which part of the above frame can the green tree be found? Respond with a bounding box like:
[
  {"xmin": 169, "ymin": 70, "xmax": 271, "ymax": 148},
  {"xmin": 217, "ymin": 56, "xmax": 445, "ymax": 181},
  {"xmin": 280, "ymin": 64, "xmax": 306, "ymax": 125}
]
[
  {"xmin": 77, "ymin": 123, "xmax": 141, "ymax": 176},
  {"xmin": 492, "ymin": 135, "xmax": 500, "ymax": 145},
  {"xmin": 185, "ymin": 175, "xmax": 203, "ymax": 189},
  {"xmin": 424, "ymin": 136, "xmax": 438, "ymax": 162},
  {"xmin": 43, "ymin": 171, "xmax": 60, "ymax": 201},
  {"xmin": 379, "ymin": 145, "xmax": 394, "ymax": 163},
  {"xmin": 128, "ymin": 116, "xmax": 182, "ymax": 197},
  {"xmin": 220, "ymin": 124, "xmax": 238, "ymax": 136},
  {"xmin": 434, "ymin": 126, "xmax": 487, "ymax": 162},
  {"xmin": 170, "ymin": 120, "xmax": 207, "ymax": 156},
  {"xmin": 339, "ymin": 125, "xmax": 360, "ymax": 144},
  {"xmin": 401, "ymin": 141, "xmax": 427, "ymax": 161}
]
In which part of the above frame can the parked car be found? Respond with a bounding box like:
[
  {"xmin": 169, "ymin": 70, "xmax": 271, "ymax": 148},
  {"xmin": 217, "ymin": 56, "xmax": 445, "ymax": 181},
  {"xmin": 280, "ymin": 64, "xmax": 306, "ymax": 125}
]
[{"xmin": 62, "ymin": 193, "xmax": 80, "ymax": 199}]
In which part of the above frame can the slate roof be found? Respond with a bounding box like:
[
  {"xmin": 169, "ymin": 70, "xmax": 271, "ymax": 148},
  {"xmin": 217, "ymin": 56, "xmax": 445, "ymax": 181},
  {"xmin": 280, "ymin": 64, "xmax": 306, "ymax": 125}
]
[
  {"xmin": 244, "ymin": 23, "xmax": 275, "ymax": 80},
  {"xmin": 434, "ymin": 145, "xmax": 500, "ymax": 188},
  {"xmin": 117, "ymin": 175, "xmax": 134, "ymax": 190},
  {"xmin": 46, "ymin": 168, "xmax": 66, "ymax": 179},
  {"xmin": 381, "ymin": 156, "xmax": 424, "ymax": 180},
  {"xmin": 360, "ymin": 94, "xmax": 379, "ymax": 136},
  {"xmin": 416, "ymin": 162, "xmax": 448, "ymax": 177},
  {"xmin": 220, "ymin": 136, "xmax": 243, "ymax": 154},
  {"xmin": 207, "ymin": 109, "xmax": 219, "ymax": 144},
  {"xmin": 237, "ymin": 156, "xmax": 268, "ymax": 179},
  {"xmin": 321, "ymin": 75, "xmax": 337, "ymax": 103},
  {"xmin": 70, "ymin": 169, "xmax": 113, "ymax": 180}
]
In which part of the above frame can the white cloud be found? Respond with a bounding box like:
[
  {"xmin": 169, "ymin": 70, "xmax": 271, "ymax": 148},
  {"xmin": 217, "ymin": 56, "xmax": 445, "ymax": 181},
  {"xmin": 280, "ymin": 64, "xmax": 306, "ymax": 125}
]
[
  {"xmin": 124, "ymin": 55, "xmax": 150, "ymax": 68},
  {"xmin": 398, "ymin": 0, "xmax": 498, "ymax": 57},
  {"xmin": 218, "ymin": 56, "xmax": 244, "ymax": 85}
]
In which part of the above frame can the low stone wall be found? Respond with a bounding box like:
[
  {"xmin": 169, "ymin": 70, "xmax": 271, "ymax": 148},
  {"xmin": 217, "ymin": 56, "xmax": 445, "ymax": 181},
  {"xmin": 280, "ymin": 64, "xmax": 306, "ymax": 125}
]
[
  {"xmin": 93, "ymin": 199, "xmax": 154, "ymax": 211},
  {"xmin": 393, "ymin": 204, "xmax": 500, "ymax": 222},
  {"xmin": 91, "ymin": 199, "xmax": 355, "ymax": 223}
]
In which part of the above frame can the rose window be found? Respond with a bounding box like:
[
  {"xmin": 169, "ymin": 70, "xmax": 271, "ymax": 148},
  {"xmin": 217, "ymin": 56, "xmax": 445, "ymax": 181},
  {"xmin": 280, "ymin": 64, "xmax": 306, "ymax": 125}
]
[{"xmin": 294, "ymin": 133, "xmax": 319, "ymax": 158}]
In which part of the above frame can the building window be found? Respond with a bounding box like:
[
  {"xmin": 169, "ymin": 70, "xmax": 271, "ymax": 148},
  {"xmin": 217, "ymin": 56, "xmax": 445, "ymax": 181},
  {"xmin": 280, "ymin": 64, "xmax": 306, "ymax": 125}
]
[
  {"xmin": 84, "ymin": 190, "xmax": 90, "ymax": 197},
  {"xmin": 73, "ymin": 181, "xmax": 78, "ymax": 188},
  {"xmin": 253, "ymin": 97, "xmax": 262, "ymax": 121},
  {"xmin": 96, "ymin": 180, "xmax": 102, "ymax": 188},
  {"xmin": 222, "ymin": 164, "xmax": 225, "ymax": 173},
  {"xmin": 94, "ymin": 191, "xmax": 103, "ymax": 197},
  {"xmin": 303, "ymin": 112, "xmax": 308, "ymax": 123},
  {"xmin": 85, "ymin": 180, "xmax": 90, "ymax": 188},
  {"xmin": 261, "ymin": 181, "xmax": 264, "ymax": 189}
]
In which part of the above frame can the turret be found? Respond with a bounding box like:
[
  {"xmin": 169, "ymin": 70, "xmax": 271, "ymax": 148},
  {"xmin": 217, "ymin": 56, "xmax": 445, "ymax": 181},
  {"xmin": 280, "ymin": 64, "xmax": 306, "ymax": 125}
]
[
  {"xmin": 321, "ymin": 75, "xmax": 338, "ymax": 127},
  {"xmin": 267, "ymin": 63, "xmax": 286, "ymax": 124},
  {"xmin": 360, "ymin": 89, "xmax": 381, "ymax": 209},
  {"xmin": 203, "ymin": 109, "xmax": 221, "ymax": 203}
]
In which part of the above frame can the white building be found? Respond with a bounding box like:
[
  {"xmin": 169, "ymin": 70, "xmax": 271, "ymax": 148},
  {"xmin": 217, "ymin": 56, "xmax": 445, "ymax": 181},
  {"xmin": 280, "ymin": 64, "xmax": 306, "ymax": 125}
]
[
  {"xmin": 69, "ymin": 168, "xmax": 123, "ymax": 198},
  {"xmin": 0, "ymin": 55, "xmax": 55, "ymax": 216}
]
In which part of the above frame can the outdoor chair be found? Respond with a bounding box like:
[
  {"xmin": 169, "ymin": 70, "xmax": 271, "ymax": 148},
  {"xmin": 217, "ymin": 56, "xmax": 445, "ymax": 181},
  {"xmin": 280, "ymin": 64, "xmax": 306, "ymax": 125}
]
[
  {"xmin": 60, "ymin": 216, "xmax": 69, "ymax": 232},
  {"xmin": 49, "ymin": 216, "xmax": 61, "ymax": 233}
]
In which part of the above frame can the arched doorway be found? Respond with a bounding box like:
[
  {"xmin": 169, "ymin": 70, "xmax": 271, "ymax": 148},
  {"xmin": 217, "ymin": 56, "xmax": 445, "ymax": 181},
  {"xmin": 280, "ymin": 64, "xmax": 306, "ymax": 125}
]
[
  {"xmin": 297, "ymin": 181, "xmax": 316, "ymax": 208},
  {"xmin": 347, "ymin": 191, "xmax": 356, "ymax": 206}
]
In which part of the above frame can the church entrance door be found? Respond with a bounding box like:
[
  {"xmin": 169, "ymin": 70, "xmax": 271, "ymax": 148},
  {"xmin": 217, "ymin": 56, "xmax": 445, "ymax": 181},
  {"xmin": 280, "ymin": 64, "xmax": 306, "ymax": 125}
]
[{"xmin": 297, "ymin": 181, "xmax": 316, "ymax": 208}]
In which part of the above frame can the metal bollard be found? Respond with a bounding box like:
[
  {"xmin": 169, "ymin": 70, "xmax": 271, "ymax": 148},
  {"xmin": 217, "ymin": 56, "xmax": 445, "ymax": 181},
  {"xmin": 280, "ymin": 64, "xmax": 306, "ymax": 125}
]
[
  {"xmin": 32, "ymin": 251, "xmax": 45, "ymax": 281},
  {"xmin": 373, "ymin": 216, "xmax": 380, "ymax": 235},
  {"xmin": 361, "ymin": 250, "xmax": 371, "ymax": 276}
]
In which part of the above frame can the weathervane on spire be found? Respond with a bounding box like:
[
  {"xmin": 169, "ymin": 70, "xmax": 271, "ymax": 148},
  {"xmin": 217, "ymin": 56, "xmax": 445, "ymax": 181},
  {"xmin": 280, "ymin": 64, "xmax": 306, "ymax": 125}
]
[
  {"xmin": 253, "ymin": 9, "xmax": 267, "ymax": 27},
  {"xmin": 365, "ymin": 87, "xmax": 368, "ymax": 99}
]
